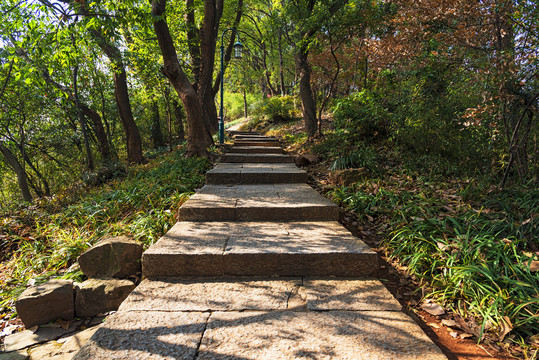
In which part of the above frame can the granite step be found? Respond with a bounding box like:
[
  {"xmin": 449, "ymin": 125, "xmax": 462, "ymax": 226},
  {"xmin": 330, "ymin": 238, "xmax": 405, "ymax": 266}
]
[
  {"xmin": 142, "ymin": 221, "xmax": 376, "ymax": 277},
  {"xmin": 206, "ymin": 163, "xmax": 308, "ymax": 184},
  {"xmin": 229, "ymin": 146, "xmax": 283, "ymax": 154},
  {"xmin": 220, "ymin": 153, "xmax": 294, "ymax": 163},
  {"xmin": 72, "ymin": 278, "xmax": 447, "ymax": 360},
  {"xmin": 178, "ymin": 184, "xmax": 339, "ymax": 221},
  {"xmin": 231, "ymin": 141, "xmax": 280, "ymax": 147}
]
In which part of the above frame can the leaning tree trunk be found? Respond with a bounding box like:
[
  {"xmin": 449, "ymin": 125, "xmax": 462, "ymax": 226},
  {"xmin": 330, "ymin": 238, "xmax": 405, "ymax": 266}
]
[
  {"xmin": 152, "ymin": 0, "xmax": 214, "ymax": 156},
  {"xmin": 0, "ymin": 142, "xmax": 33, "ymax": 202},
  {"xmin": 295, "ymin": 44, "xmax": 318, "ymax": 138},
  {"xmin": 174, "ymin": 100, "xmax": 186, "ymax": 141}
]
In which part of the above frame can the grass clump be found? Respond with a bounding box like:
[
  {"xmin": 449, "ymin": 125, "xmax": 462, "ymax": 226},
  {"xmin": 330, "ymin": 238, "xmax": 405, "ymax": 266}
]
[
  {"xmin": 327, "ymin": 173, "xmax": 539, "ymax": 347},
  {"xmin": 0, "ymin": 147, "xmax": 210, "ymax": 316}
]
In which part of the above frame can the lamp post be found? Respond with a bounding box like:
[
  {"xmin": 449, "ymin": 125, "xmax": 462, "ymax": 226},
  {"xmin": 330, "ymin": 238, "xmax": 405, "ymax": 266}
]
[{"xmin": 219, "ymin": 28, "xmax": 243, "ymax": 144}]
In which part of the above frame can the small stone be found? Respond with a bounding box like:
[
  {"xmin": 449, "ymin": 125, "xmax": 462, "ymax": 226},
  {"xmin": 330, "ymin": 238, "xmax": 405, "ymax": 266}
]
[
  {"xmin": 75, "ymin": 278, "xmax": 135, "ymax": 318},
  {"xmin": 15, "ymin": 280, "xmax": 74, "ymax": 329},
  {"xmin": 294, "ymin": 155, "xmax": 309, "ymax": 166},
  {"xmin": 421, "ymin": 302, "xmax": 445, "ymax": 316},
  {"xmin": 78, "ymin": 236, "xmax": 142, "ymax": 279},
  {"xmin": 303, "ymin": 154, "xmax": 319, "ymax": 164}
]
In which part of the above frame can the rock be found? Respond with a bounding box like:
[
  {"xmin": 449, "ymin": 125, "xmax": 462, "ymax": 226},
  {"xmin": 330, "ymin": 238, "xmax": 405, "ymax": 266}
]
[
  {"xmin": 0, "ymin": 350, "xmax": 28, "ymax": 359},
  {"xmin": 27, "ymin": 342, "xmax": 63, "ymax": 360},
  {"xmin": 78, "ymin": 236, "xmax": 142, "ymax": 279},
  {"xmin": 3, "ymin": 321, "xmax": 81, "ymax": 353},
  {"xmin": 15, "ymin": 280, "xmax": 74, "ymax": 329},
  {"xmin": 329, "ymin": 168, "xmax": 370, "ymax": 186},
  {"xmin": 75, "ymin": 278, "xmax": 136, "ymax": 318},
  {"xmin": 56, "ymin": 326, "xmax": 100, "ymax": 357},
  {"xmin": 294, "ymin": 154, "xmax": 320, "ymax": 166},
  {"xmin": 303, "ymin": 154, "xmax": 319, "ymax": 164},
  {"xmin": 294, "ymin": 155, "xmax": 309, "ymax": 166}
]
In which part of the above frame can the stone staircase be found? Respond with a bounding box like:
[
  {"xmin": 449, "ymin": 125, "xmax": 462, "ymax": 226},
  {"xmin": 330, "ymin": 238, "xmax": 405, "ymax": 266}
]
[{"xmin": 72, "ymin": 132, "xmax": 447, "ymax": 359}]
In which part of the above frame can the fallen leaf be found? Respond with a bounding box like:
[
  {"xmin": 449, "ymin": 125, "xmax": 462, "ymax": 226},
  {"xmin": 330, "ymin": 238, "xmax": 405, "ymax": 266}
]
[
  {"xmin": 460, "ymin": 333, "xmax": 474, "ymax": 339},
  {"xmin": 529, "ymin": 334, "xmax": 539, "ymax": 346},
  {"xmin": 498, "ymin": 316, "xmax": 513, "ymax": 341},
  {"xmin": 437, "ymin": 242, "xmax": 449, "ymax": 251},
  {"xmin": 421, "ymin": 302, "xmax": 445, "ymax": 316},
  {"xmin": 450, "ymin": 331, "xmax": 458, "ymax": 338},
  {"xmin": 427, "ymin": 322, "xmax": 441, "ymax": 329},
  {"xmin": 530, "ymin": 261, "xmax": 539, "ymax": 272},
  {"xmin": 441, "ymin": 319, "xmax": 458, "ymax": 328},
  {"xmin": 366, "ymin": 215, "xmax": 374, "ymax": 222}
]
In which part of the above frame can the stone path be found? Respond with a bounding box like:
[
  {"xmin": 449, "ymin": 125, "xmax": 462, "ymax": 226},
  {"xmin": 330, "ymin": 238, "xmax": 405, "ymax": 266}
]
[{"xmin": 72, "ymin": 132, "xmax": 448, "ymax": 360}]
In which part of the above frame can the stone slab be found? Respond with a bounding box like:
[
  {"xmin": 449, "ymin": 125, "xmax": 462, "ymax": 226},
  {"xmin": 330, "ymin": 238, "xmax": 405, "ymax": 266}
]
[
  {"xmin": 232, "ymin": 141, "xmax": 280, "ymax": 147},
  {"xmin": 198, "ymin": 311, "xmax": 447, "ymax": 360},
  {"xmin": 206, "ymin": 163, "xmax": 308, "ymax": 184},
  {"xmin": 71, "ymin": 311, "xmax": 208, "ymax": 360},
  {"xmin": 178, "ymin": 184, "xmax": 339, "ymax": 222},
  {"xmin": 304, "ymin": 279, "xmax": 402, "ymax": 311},
  {"xmin": 229, "ymin": 146, "xmax": 283, "ymax": 154},
  {"xmin": 4, "ymin": 321, "xmax": 82, "ymax": 352},
  {"xmin": 143, "ymin": 221, "xmax": 376, "ymax": 277},
  {"xmin": 0, "ymin": 350, "xmax": 28, "ymax": 359},
  {"xmin": 119, "ymin": 278, "xmax": 301, "ymax": 312},
  {"xmin": 220, "ymin": 153, "xmax": 294, "ymax": 163}
]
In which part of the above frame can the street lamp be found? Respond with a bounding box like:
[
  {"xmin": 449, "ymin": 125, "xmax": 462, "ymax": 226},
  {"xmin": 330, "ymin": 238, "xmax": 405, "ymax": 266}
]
[{"xmin": 219, "ymin": 28, "xmax": 243, "ymax": 144}]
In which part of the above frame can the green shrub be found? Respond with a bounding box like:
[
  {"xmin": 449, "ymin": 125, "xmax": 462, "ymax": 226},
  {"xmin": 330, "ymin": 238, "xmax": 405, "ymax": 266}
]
[
  {"xmin": 250, "ymin": 95, "xmax": 300, "ymax": 124},
  {"xmin": 332, "ymin": 90, "xmax": 391, "ymax": 142}
]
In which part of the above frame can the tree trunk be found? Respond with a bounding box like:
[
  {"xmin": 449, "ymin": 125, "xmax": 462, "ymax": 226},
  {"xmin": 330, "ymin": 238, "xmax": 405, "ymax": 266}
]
[
  {"xmin": 151, "ymin": 100, "xmax": 165, "ymax": 148},
  {"xmin": 74, "ymin": 65, "xmax": 95, "ymax": 171},
  {"xmin": 152, "ymin": 0, "xmax": 212, "ymax": 156},
  {"xmin": 0, "ymin": 142, "xmax": 33, "ymax": 202},
  {"xmin": 174, "ymin": 100, "xmax": 186, "ymax": 141},
  {"xmin": 80, "ymin": 104, "xmax": 113, "ymax": 161},
  {"xmin": 295, "ymin": 44, "xmax": 317, "ymax": 138}
]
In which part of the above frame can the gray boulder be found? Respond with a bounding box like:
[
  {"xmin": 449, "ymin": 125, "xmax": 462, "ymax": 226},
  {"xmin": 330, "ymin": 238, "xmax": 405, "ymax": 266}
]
[
  {"xmin": 75, "ymin": 278, "xmax": 135, "ymax": 318},
  {"xmin": 78, "ymin": 236, "xmax": 142, "ymax": 279},
  {"xmin": 15, "ymin": 279, "xmax": 74, "ymax": 328}
]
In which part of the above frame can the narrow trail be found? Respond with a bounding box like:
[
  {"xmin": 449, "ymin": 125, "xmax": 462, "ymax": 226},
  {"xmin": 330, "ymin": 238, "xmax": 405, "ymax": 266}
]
[{"xmin": 72, "ymin": 132, "xmax": 447, "ymax": 359}]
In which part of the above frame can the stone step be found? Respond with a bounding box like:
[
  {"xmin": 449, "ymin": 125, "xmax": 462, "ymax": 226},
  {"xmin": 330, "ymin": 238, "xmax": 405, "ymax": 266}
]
[
  {"xmin": 229, "ymin": 146, "xmax": 283, "ymax": 154},
  {"xmin": 178, "ymin": 184, "xmax": 339, "ymax": 221},
  {"xmin": 73, "ymin": 278, "xmax": 447, "ymax": 360},
  {"xmin": 206, "ymin": 163, "xmax": 308, "ymax": 184},
  {"xmin": 227, "ymin": 131, "xmax": 259, "ymax": 136},
  {"xmin": 234, "ymin": 135, "xmax": 275, "ymax": 140},
  {"xmin": 221, "ymin": 153, "xmax": 294, "ymax": 163},
  {"xmin": 232, "ymin": 141, "xmax": 280, "ymax": 147},
  {"xmin": 142, "ymin": 221, "xmax": 376, "ymax": 277}
]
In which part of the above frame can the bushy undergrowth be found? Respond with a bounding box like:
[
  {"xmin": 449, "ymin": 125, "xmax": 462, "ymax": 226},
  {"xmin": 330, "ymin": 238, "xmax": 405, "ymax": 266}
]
[
  {"xmin": 0, "ymin": 147, "xmax": 210, "ymax": 315},
  {"xmin": 329, "ymin": 176, "xmax": 539, "ymax": 344},
  {"xmin": 246, "ymin": 95, "xmax": 301, "ymax": 131}
]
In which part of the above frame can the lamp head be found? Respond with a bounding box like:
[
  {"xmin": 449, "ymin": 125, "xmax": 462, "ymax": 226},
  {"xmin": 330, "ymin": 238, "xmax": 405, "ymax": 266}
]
[{"xmin": 233, "ymin": 41, "xmax": 243, "ymax": 59}]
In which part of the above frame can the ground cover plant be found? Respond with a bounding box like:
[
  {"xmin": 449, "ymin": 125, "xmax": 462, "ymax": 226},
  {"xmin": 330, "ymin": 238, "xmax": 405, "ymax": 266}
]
[{"xmin": 0, "ymin": 147, "xmax": 210, "ymax": 318}]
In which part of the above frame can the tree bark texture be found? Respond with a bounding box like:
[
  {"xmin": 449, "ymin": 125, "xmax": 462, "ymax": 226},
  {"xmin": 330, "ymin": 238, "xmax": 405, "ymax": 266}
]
[
  {"xmin": 295, "ymin": 44, "xmax": 317, "ymax": 137},
  {"xmin": 151, "ymin": 100, "xmax": 165, "ymax": 147},
  {"xmin": 0, "ymin": 142, "xmax": 33, "ymax": 202},
  {"xmin": 152, "ymin": 0, "xmax": 211, "ymax": 156},
  {"xmin": 152, "ymin": 0, "xmax": 243, "ymax": 155}
]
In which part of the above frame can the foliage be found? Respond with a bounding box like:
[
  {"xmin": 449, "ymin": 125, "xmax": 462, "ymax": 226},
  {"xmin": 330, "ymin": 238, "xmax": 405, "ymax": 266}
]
[
  {"xmin": 327, "ymin": 169, "xmax": 539, "ymax": 344},
  {"xmin": 0, "ymin": 147, "xmax": 210, "ymax": 315},
  {"xmin": 246, "ymin": 95, "xmax": 301, "ymax": 131},
  {"xmin": 329, "ymin": 145, "xmax": 378, "ymax": 171}
]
